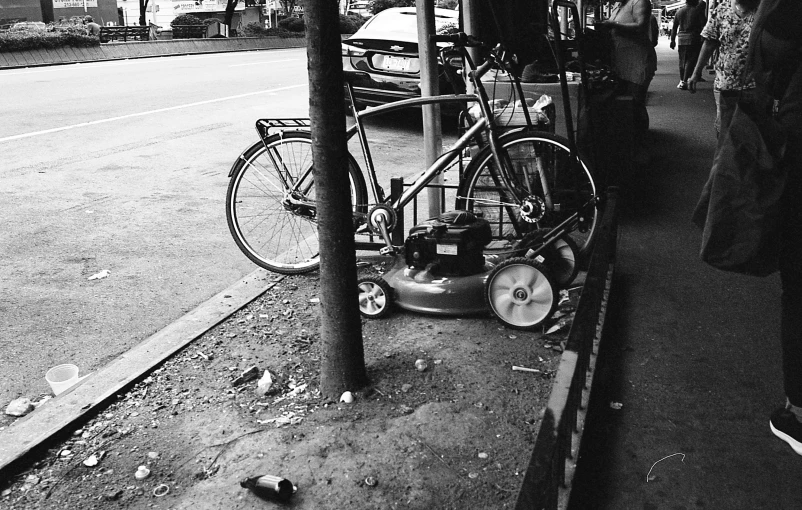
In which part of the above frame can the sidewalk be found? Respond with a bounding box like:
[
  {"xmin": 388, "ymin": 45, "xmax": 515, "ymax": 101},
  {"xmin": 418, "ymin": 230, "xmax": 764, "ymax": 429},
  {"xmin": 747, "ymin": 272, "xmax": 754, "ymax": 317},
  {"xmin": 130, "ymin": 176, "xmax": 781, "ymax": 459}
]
[{"xmin": 569, "ymin": 40, "xmax": 802, "ymax": 508}]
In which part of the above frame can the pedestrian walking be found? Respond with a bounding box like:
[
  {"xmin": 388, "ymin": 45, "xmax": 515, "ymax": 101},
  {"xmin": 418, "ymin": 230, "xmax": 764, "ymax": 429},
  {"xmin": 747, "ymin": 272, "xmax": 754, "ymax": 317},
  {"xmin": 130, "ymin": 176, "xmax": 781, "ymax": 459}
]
[
  {"xmin": 687, "ymin": 0, "xmax": 759, "ymax": 137},
  {"xmin": 746, "ymin": 0, "xmax": 802, "ymax": 457},
  {"xmin": 670, "ymin": 0, "xmax": 707, "ymax": 90},
  {"xmin": 596, "ymin": 0, "xmax": 657, "ymax": 157}
]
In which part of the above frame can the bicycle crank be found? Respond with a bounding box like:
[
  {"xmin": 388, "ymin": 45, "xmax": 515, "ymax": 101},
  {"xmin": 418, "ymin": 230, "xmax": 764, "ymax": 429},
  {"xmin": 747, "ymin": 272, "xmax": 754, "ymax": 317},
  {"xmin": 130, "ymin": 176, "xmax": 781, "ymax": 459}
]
[{"xmin": 367, "ymin": 204, "xmax": 397, "ymax": 234}]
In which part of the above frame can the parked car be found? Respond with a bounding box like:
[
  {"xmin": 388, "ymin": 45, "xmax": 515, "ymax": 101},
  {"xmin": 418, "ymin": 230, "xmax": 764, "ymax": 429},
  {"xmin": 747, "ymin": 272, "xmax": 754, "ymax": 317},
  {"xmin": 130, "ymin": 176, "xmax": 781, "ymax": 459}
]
[
  {"xmin": 10, "ymin": 21, "xmax": 47, "ymax": 31},
  {"xmin": 341, "ymin": 7, "xmax": 463, "ymax": 111}
]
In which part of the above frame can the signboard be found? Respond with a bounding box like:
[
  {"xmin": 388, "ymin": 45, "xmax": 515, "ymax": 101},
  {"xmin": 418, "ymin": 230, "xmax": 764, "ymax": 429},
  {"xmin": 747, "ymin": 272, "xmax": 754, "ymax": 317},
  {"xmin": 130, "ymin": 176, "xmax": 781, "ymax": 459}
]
[
  {"xmin": 173, "ymin": 0, "xmax": 244, "ymax": 13},
  {"xmin": 53, "ymin": 0, "xmax": 98, "ymax": 8}
]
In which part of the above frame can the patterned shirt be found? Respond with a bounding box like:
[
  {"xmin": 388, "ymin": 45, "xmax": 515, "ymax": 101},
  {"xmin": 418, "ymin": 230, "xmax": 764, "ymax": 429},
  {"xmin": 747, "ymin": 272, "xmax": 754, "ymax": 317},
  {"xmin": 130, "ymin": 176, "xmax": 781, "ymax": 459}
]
[{"xmin": 701, "ymin": 1, "xmax": 755, "ymax": 91}]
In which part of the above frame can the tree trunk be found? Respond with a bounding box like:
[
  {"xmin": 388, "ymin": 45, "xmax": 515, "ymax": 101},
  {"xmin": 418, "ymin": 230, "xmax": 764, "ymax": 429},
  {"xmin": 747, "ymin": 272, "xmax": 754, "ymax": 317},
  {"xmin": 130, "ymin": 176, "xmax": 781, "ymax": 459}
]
[
  {"xmin": 138, "ymin": 0, "xmax": 149, "ymax": 25},
  {"xmin": 224, "ymin": 0, "xmax": 238, "ymax": 27},
  {"xmin": 306, "ymin": 0, "xmax": 368, "ymax": 399}
]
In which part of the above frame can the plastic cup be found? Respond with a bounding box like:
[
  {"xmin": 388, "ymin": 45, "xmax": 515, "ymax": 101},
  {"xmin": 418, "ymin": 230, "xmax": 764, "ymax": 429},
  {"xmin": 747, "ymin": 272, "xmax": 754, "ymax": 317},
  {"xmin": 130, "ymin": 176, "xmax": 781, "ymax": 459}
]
[{"xmin": 45, "ymin": 364, "xmax": 80, "ymax": 396}]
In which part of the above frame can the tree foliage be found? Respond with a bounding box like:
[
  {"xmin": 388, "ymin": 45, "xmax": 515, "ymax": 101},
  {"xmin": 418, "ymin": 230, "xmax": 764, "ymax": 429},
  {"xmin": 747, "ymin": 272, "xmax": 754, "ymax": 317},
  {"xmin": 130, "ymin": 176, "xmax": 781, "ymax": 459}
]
[
  {"xmin": 170, "ymin": 13, "xmax": 204, "ymax": 26},
  {"xmin": 279, "ymin": 0, "xmax": 299, "ymax": 17},
  {"xmin": 370, "ymin": 0, "xmax": 414, "ymax": 15},
  {"xmin": 339, "ymin": 14, "xmax": 368, "ymax": 33},
  {"xmin": 278, "ymin": 16, "xmax": 306, "ymax": 31},
  {"xmin": 0, "ymin": 23, "xmax": 99, "ymax": 52},
  {"xmin": 241, "ymin": 22, "xmax": 304, "ymax": 37}
]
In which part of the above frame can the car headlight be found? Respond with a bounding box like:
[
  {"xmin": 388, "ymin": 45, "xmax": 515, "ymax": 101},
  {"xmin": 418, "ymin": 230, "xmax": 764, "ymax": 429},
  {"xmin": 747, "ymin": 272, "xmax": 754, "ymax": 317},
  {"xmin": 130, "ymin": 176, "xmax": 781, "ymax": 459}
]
[{"xmin": 341, "ymin": 44, "xmax": 366, "ymax": 57}]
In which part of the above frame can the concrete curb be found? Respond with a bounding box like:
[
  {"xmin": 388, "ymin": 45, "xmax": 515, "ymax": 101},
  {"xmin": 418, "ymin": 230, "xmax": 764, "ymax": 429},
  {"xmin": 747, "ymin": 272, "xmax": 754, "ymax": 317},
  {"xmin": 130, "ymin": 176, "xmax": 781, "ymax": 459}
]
[
  {"xmin": 0, "ymin": 268, "xmax": 280, "ymax": 479},
  {"xmin": 0, "ymin": 37, "xmax": 307, "ymax": 69}
]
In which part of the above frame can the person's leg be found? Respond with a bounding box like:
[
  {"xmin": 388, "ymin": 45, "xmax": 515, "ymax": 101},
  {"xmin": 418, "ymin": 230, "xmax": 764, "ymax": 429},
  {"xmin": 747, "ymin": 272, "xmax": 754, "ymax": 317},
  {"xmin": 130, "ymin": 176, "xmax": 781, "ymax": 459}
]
[
  {"xmin": 715, "ymin": 91, "xmax": 742, "ymax": 138},
  {"xmin": 770, "ymin": 150, "xmax": 802, "ymax": 456},
  {"xmin": 678, "ymin": 45, "xmax": 688, "ymax": 83},
  {"xmin": 713, "ymin": 89, "xmax": 721, "ymax": 135},
  {"xmin": 780, "ymin": 145, "xmax": 802, "ymax": 412},
  {"xmin": 684, "ymin": 43, "xmax": 702, "ymax": 82}
]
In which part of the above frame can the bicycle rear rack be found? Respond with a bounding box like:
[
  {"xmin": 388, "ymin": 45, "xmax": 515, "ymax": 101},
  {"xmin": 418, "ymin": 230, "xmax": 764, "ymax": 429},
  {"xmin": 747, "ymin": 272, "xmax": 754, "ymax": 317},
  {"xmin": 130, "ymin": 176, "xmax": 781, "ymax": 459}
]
[{"xmin": 256, "ymin": 118, "xmax": 312, "ymax": 143}]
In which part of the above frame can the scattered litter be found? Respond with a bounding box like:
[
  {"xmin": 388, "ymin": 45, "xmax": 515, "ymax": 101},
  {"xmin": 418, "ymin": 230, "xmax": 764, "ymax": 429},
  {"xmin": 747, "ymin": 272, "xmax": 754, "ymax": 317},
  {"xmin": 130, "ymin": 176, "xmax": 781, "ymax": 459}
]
[
  {"xmin": 646, "ymin": 453, "xmax": 685, "ymax": 482},
  {"xmin": 104, "ymin": 489, "xmax": 123, "ymax": 501},
  {"xmin": 468, "ymin": 472, "xmax": 479, "ymax": 479},
  {"xmin": 545, "ymin": 319, "xmax": 569, "ymax": 335},
  {"xmin": 240, "ymin": 475, "xmax": 295, "ymax": 501},
  {"xmin": 340, "ymin": 391, "xmax": 354, "ymax": 404},
  {"xmin": 433, "ymin": 359, "xmax": 443, "ymax": 365},
  {"xmin": 610, "ymin": 402, "xmax": 623, "ymax": 410},
  {"xmin": 60, "ymin": 449, "xmax": 72, "ymax": 457},
  {"xmin": 32, "ymin": 395, "xmax": 52, "ymax": 408},
  {"xmin": 478, "ymin": 452, "xmax": 489, "ymax": 459},
  {"xmin": 197, "ymin": 351, "xmax": 210, "ymax": 361},
  {"xmin": 414, "ymin": 359, "xmax": 428, "ymax": 372},
  {"xmin": 309, "ymin": 298, "xmax": 320, "ymax": 304},
  {"xmin": 558, "ymin": 289, "xmax": 570, "ymax": 305},
  {"xmin": 258, "ymin": 412, "xmax": 302, "ymax": 426},
  {"xmin": 83, "ymin": 454, "xmax": 100, "ymax": 467},
  {"xmin": 134, "ymin": 465, "xmax": 151, "ymax": 480},
  {"xmin": 256, "ymin": 370, "xmax": 274, "ymax": 397},
  {"xmin": 153, "ymin": 484, "xmax": 170, "ymax": 497},
  {"xmin": 87, "ymin": 270, "xmax": 110, "ymax": 281},
  {"xmin": 232, "ymin": 366, "xmax": 260, "ymax": 386},
  {"xmin": 147, "ymin": 451, "xmax": 159, "ymax": 460},
  {"xmin": 5, "ymin": 397, "xmax": 35, "ymax": 417},
  {"xmin": 512, "ymin": 366, "xmax": 541, "ymax": 374},
  {"xmin": 364, "ymin": 476, "xmax": 378, "ymax": 487},
  {"xmin": 401, "ymin": 384, "xmax": 413, "ymax": 393}
]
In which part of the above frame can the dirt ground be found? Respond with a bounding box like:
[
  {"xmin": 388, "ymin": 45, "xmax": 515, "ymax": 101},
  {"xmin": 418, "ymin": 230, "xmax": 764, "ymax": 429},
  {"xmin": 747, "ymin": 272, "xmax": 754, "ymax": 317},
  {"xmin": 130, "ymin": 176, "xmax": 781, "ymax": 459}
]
[{"xmin": 1, "ymin": 262, "xmax": 582, "ymax": 509}]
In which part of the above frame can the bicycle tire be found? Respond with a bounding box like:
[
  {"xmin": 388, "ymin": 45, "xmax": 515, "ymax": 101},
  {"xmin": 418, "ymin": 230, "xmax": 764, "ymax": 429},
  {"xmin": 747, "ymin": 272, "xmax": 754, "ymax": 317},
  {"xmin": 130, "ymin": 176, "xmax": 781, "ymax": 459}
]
[
  {"xmin": 226, "ymin": 131, "xmax": 368, "ymax": 274},
  {"xmin": 456, "ymin": 131, "xmax": 598, "ymax": 257}
]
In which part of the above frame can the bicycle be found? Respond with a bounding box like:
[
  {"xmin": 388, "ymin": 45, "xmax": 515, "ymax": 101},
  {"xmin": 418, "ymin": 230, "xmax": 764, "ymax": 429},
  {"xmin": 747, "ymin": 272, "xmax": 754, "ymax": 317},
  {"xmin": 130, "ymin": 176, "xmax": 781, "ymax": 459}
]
[{"xmin": 225, "ymin": 33, "xmax": 599, "ymax": 280}]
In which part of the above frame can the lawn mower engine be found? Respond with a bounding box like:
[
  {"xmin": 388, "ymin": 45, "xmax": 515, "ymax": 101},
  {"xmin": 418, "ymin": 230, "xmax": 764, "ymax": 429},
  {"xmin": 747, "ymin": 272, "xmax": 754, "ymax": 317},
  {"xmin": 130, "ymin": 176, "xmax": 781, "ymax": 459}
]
[{"xmin": 404, "ymin": 210, "xmax": 492, "ymax": 277}]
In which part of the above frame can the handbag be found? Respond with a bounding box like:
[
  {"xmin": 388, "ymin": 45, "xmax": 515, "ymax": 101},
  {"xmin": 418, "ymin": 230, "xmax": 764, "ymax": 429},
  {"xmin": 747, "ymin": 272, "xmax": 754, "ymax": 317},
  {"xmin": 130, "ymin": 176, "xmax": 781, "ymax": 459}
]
[{"xmin": 692, "ymin": 98, "xmax": 787, "ymax": 276}]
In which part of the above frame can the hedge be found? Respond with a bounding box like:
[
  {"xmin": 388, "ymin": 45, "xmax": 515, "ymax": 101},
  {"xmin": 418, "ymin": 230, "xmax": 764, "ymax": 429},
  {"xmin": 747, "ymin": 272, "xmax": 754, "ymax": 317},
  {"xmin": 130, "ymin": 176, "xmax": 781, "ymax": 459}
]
[{"xmin": 0, "ymin": 28, "xmax": 99, "ymax": 53}]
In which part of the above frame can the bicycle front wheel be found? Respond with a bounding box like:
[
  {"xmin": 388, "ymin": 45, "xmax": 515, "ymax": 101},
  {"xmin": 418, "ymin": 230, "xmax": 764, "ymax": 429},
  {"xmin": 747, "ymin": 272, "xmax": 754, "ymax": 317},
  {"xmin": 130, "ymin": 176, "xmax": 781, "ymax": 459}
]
[
  {"xmin": 456, "ymin": 131, "xmax": 598, "ymax": 256},
  {"xmin": 226, "ymin": 131, "xmax": 368, "ymax": 274}
]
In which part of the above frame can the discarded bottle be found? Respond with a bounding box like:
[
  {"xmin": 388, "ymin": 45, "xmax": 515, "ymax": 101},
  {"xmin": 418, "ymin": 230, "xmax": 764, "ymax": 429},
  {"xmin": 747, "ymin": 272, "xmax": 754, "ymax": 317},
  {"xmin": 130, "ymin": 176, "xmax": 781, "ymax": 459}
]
[{"xmin": 240, "ymin": 475, "xmax": 294, "ymax": 502}]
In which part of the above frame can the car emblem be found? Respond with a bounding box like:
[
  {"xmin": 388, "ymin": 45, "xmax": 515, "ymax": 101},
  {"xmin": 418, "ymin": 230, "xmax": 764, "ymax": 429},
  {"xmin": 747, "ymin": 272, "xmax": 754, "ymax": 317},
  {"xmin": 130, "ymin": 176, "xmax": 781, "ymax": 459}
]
[{"xmin": 390, "ymin": 45, "xmax": 404, "ymax": 51}]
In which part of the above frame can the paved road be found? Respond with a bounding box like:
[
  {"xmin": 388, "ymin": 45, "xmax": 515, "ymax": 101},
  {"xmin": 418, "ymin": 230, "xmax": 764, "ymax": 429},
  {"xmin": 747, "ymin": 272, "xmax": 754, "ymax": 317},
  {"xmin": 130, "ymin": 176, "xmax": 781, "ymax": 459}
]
[
  {"xmin": 0, "ymin": 49, "xmax": 450, "ymax": 406},
  {"xmin": 0, "ymin": 50, "xmax": 314, "ymax": 403}
]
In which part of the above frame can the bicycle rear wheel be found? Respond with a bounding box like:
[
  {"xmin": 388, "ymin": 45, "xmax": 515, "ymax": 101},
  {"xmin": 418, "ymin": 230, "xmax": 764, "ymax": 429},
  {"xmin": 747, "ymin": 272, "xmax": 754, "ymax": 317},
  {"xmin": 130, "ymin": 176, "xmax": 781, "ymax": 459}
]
[
  {"xmin": 226, "ymin": 131, "xmax": 368, "ymax": 274},
  {"xmin": 456, "ymin": 131, "xmax": 598, "ymax": 256}
]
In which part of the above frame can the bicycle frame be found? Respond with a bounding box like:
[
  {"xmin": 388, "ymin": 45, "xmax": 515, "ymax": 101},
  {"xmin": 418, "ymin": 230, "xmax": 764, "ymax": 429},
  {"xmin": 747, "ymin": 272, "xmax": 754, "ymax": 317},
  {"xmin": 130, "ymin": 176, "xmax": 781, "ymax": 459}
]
[
  {"xmin": 342, "ymin": 91, "xmax": 487, "ymax": 213},
  {"xmin": 251, "ymin": 39, "xmax": 590, "ymax": 256}
]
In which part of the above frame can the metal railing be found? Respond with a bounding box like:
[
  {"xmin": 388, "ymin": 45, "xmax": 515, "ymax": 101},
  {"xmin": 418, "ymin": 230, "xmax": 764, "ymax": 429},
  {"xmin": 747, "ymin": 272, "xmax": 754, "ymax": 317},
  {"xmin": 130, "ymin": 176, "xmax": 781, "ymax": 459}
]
[{"xmin": 514, "ymin": 187, "xmax": 619, "ymax": 510}]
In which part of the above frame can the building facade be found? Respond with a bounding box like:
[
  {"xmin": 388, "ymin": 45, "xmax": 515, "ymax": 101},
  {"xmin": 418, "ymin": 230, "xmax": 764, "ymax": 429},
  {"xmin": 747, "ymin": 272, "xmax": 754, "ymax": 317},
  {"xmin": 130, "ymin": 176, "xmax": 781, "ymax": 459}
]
[{"xmin": 1, "ymin": 0, "xmax": 118, "ymax": 25}]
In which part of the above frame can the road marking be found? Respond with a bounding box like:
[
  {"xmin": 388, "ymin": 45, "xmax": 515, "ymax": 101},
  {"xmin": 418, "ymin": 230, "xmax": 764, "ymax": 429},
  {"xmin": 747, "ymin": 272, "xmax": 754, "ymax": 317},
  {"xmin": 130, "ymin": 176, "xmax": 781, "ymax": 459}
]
[
  {"xmin": 229, "ymin": 59, "xmax": 298, "ymax": 67},
  {"xmin": 0, "ymin": 84, "xmax": 306, "ymax": 143}
]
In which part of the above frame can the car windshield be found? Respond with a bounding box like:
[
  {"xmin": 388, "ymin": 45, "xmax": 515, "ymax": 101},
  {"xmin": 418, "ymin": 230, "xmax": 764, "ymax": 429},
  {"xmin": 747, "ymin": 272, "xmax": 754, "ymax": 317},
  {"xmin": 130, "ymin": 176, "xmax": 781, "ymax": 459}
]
[{"xmin": 364, "ymin": 11, "xmax": 456, "ymax": 34}]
